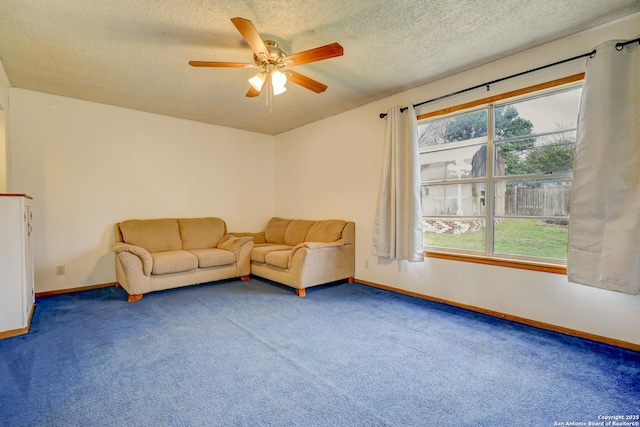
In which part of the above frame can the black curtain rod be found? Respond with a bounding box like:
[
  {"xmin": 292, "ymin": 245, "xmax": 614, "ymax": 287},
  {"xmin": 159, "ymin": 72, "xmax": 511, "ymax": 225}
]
[
  {"xmin": 379, "ymin": 36, "xmax": 640, "ymax": 119},
  {"xmin": 615, "ymin": 36, "xmax": 640, "ymax": 50}
]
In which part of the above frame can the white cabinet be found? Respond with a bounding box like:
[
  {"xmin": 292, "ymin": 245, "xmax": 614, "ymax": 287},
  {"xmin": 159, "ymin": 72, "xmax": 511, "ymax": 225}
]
[{"xmin": 0, "ymin": 194, "xmax": 35, "ymax": 338}]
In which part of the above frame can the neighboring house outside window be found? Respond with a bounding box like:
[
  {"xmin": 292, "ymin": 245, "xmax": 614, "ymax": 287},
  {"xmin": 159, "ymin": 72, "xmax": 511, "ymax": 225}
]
[{"xmin": 418, "ymin": 83, "xmax": 582, "ymax": 267}]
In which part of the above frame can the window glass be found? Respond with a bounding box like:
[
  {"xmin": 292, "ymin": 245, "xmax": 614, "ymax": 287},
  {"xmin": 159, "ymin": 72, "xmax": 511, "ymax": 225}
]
[
  {"xmin": 494, "ymin": 218, "xmax": 568, "ymax": 260},
  {"xmin": 494, "ymin": 87, "xmax": 581, "ymax": 139},
  {"xmin": 418, "ymin": 109, "xmax": 488, "ymax": 148},
  {"xmin": 421, "ymin": 183, "xmax": 486, "ymax": 216},
  {"xmin": 495, "ymin": 131, "xmax": 576, "ymax": 176},
  {"xmin": 420, "ymin": 145, "xmax": 486, "ymax": 181},
  {"xmin": 497, "ymin": 178, "xmax": 571, "ymax": 218},
  {"xmin": 419, "ymin": 83, "xmax": 581, "ymax": 265},
  {"xmin": 424, "ymin": 217, "xmax": 486, "ymax": 252}
]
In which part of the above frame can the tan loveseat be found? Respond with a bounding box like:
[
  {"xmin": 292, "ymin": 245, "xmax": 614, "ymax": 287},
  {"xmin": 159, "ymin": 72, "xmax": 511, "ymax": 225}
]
[
  {"xmin": 112, "ymin": 217, "xmax": 253, "ymax": 302},
  {"xmin": 235, "ymin": 217, "xmax": 355, "ymax": 297}
]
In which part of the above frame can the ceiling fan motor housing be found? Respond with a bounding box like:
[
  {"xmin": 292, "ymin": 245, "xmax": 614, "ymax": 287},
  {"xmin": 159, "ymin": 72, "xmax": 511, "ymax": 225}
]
[{"xmin": 253, "ymin": 40, "xmax": 289, "ymax": 68}]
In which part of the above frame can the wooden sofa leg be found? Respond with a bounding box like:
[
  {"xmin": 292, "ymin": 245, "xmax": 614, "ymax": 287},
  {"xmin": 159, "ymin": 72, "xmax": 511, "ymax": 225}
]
[
  {"xmin": 127, "ymin": 294, "xmax": 143, "ymax": 303},
  {"xmin": 296, "ymin": 288, "xmax": 306, "ymax": 297},
  {"xmin": 241, "ymin": 275, "xmax": 250, "ymax": 281},
  {"xmin": 348, "ymin": 277, "xmax": 354, "ymax": 284},
  {"xmin": 115, "ymin": 282, "xmax": 121, "ymax": 288}
]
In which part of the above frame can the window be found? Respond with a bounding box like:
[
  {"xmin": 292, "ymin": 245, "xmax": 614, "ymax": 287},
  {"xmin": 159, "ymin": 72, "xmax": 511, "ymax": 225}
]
[{"xmin": 418, "ymin": 83, "xmax": 582, "ymax": 266}]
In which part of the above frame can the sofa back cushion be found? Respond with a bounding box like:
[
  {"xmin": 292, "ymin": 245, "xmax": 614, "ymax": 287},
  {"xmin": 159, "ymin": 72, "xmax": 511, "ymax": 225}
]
[
  {"xmin": 179, "ymin": 217, "xmax": 227, "ymax": 250},
  {"xmin": 306, "ymin": 220, "xmax": 347, "ymax": 243},
  {"xmin": 119, "ymin": 219, "xmax": 182, "ymax": 253},
  {"xmin": 264, "ymin": 217, "xmax": 291, "ymax": 244},
  {"xmin": 284, "ymin": 219, "xmax": 315, "ymax": 246}
]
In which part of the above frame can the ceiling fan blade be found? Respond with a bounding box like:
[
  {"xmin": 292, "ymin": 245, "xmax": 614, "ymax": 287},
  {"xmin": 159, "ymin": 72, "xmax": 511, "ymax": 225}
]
[
  {"xmin": 284, "ymin": 43, "xmax": 343, "ymax": 66},
  {"xmin": 231, "ymin": 17, "xmax": 271, "ymax": 61},
  {"xmin": 246, "ymin": 86, "xmax": 262, "ymax": 97},
  {"xmin": 189, "ymin": 61, "xmax": 254, "ymax": 68},
  {"xmin": 286, "ymin": 70, "xmax": 328, "ymax": 93}
]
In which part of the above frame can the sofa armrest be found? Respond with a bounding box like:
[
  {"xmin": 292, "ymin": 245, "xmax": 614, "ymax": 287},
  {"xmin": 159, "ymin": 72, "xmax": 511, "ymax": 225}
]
[
  {"xmin": 281, "ymin": 239, "xmax": 354, "ymax": 287},
  {"xmin": 111, "ymin": 242, "xmax": 153, "ymax": 276},
  {"xmin": 217, "ymin": 235, "xmax": 254, "ymax": 256},
  {"xmin": 300, "ymin": 240, "xmax": 345, "ymax": 250},
  {"xmin": 217, "ymin": 234, "xmax": 254, "ymax": 277},
  {"xmin": 288, "ymin": 240, "xmax": 345, "ymax": 269},
  {"xmin": 229, "ymin": 231, "xmax": 266, "ymax": 244}
]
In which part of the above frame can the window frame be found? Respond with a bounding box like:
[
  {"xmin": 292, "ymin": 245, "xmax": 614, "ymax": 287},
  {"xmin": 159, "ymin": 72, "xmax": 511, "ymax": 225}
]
[{"xmin": 417, "ymin": 73, "xmax": 585, "ymax": 274}]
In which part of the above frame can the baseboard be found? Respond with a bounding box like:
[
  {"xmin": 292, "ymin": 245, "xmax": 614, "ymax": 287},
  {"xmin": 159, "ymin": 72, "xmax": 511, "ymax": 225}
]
[
  {"xmin": 0, "ymin": 325, "xmax": 30, "ymax": 340},
  {"xmin": 0, "ymin": 303, "xmax": 35, "ymax": 340},
  {"xmin": 35, "ymin": 282, "xmax": 117, "ymax": 298},
  {"xmin": 354, "ymin": 279, "xmax": 640, "ymax": 353}
]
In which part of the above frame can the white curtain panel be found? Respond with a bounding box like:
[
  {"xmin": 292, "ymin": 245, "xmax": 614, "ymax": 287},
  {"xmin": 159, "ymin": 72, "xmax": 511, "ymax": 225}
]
[
  {"xmin": 372, "ymin": 105, "xmax": 424, "ymax": 262},
  {"xmin": 568, "ymin": 39, "xmax": 640, "ymax": 295}
]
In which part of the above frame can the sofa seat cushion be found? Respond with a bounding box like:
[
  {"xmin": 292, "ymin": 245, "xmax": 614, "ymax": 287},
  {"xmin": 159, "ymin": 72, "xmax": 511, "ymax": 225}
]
[
  {"xmin": 151, "ymin": 250, "xmax": 198, "ymax": 275},
  {"xmin": 188, "ymin": 248, "xmax": 236, "ymax": 268},
  {"xmin": 264, "ymin": 250, "xmax": 292, "ymax": 270},
  {"xmin": 251, "ymin": 244, "xmax": 293, "ymax": 263}
]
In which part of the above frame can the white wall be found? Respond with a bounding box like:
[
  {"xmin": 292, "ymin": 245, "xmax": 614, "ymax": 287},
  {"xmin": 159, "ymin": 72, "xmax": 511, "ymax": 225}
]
[
  {"xmin": 0, "ymin": 58, "xmax": 9, "ymax": 192},
  {"xmin": 0, "ymin": 111, "xmax": 6, "ymax": 193},
  {"xmin": 275, "ymin": 13, "xmax": 640, "ymax": 345},
  {"xmin": 8, "ymin": 89, "xmax": 275, "ymax": 293}
]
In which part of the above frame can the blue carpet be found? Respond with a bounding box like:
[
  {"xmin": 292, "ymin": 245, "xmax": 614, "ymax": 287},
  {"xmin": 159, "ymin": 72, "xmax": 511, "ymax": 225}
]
[{"xmin": 1, "ymin": 279, "xmax": 638, "ymax": 426}]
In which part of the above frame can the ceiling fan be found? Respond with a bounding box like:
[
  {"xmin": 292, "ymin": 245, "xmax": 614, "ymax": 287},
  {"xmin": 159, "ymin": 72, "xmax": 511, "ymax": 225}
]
[{"xmin": 189, "ymin": 17, "xmax": 343, "ymax": 108}]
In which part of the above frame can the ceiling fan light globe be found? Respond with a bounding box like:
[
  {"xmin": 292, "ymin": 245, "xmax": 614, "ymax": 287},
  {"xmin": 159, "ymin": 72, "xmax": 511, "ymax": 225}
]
[
  {"xmin": 271, "ymin": 70, "xmax": 287, "ymax": 86},
  {"xmin": 273, "ymin": 85, "xmax": 287, "ymax": 96},
  {"xmin": 271, "ymin": 70, "xmax": 288, "ymax": 95},
  {"xmin": 248, "ymin": 72, "xmax": 266, "ymax": 91}
]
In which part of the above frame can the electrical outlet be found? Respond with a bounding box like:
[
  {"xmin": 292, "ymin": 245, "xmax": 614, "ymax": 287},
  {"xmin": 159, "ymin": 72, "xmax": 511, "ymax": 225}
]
[
  {"xmin": 364, "ymin": 259, "xmax": 369, "ymax": 269},
  {"xmin": 56, "ymin": 265, "xmax": 65, "ymax": 275}
]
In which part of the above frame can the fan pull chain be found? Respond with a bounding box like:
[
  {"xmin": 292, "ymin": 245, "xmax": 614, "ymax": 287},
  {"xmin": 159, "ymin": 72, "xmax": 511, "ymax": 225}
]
[{"xmin": 266, "ymin": 74, "xmax": 274, "ymax": 114}]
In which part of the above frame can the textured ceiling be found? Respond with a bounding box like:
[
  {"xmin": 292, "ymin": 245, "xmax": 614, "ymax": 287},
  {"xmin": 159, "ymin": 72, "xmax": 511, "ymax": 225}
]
[{"xmin": 1, "ymin": 1, "xmax": 639, "ymax": 135}]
